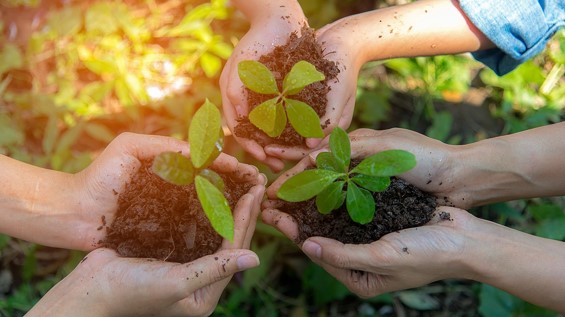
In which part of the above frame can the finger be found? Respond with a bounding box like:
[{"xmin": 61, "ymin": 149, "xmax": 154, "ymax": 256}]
[
  {"xmin": 242, "ymin": 182, "xmax": 267, "ymax": 247},
  {"xmin": 261, "ymin": 208, "xmax": 300, "ymax": 242},
  {"xmin": 173, "ymin": 249, "xmax": 260, "ymax": 296},
  {"xmin": 109, "ymin": 132, "xmax": 189, "ymax": 161},
  {"xmin": 301, "ymin": 237, "xmax": 378, "ymax": 272},
  {"xmin": 222, "ymin": 192, "xmax": 255, "ymax": 250},
  {"xmin": 264, "ymin": 144, "xmax": 313, "ymax": 161}
]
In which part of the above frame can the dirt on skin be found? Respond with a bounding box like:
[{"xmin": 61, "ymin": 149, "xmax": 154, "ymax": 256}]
[
  {"xmin": 278, "ymin": 177, "xmax": 438, "ymax": 244},
  {"xmin": 234, "ymin": 25, "xmax": 340, "ymax": 147},
  {"xmin": 102, "ymin": 160, "xmax": 253, "ymax": 263}
]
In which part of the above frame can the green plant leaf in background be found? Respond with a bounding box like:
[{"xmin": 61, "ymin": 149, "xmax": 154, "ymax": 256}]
[
  {"xmin": 195, "ymin": 175, "xmax": 233, "ymax": 241},
  {"xmin": 189, "ymin": 99, "xmax": 223, "ymax": 169},
  {"xmin": 283, "ymin": 60, "xmax": 325, "ymax": 95},
  {"xmin": 277, "ymin": 169, "xmax": 345, "ymax": 202},
  {"xmin": 151, "ymin": 152, "xmax": 194, "ymax": 186},
  {"xmin": 352, "ymin": 150, "xmax": 416, "ymax": 177},
  {"xmin": 285, "ymin": 98, "xmax": 324, "ymax": 138},
  {"xmin": 0, "ymin": 43, "xmax": 23, "ymax": 75},
  {"xmin": 238, "ymin": 60, "xmax": 278, "ymax": 95},
  {"xmin": 346, "ymin": 181, "xmax": 375, "ymax": 224},
  {"xmin": 329, "ymin": 127, "xmax": 351, "ymax": 170}
]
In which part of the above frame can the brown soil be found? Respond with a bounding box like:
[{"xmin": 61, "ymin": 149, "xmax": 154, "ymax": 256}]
[
  {"xmin": 234, "ymin": 25, "xmax": 340, "ymax": 147},
  {"xmin": 102, "ymin": 159, "xmax": 253, "ymax": 263},
  {"xmin": 278, "ymin": 177, "xmax": 437, "ymax": 244}
]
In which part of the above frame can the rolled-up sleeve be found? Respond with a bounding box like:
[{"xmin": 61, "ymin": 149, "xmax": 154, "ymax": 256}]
[{"xmin": 459, "ymin": 0, "xmax": 565, "ymax": 75}]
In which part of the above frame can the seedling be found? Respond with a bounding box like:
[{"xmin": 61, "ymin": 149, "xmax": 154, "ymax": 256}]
[
  {"xmin": 237, "ymin": 60, "xmax": 325, "ymax": 138},
  {"xmin": 151, "ymin": 99, "xmax": 234, "ymax": 241},
  {"xmin": 277, "ymin": 127, "xmax": 416, "ymax": 224}
]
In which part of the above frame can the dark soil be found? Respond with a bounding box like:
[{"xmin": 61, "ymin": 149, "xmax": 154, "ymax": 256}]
[
  {"xmin": 279, "ymin": 177, "xmax": 437, "ymax": 244},
  {"xmin": 234, "ymin": 25, "xmax": 340, "ymax": 147},
  {"xmin": 102, "ymin": 160, "xmax": 253, "ymax": 263}
]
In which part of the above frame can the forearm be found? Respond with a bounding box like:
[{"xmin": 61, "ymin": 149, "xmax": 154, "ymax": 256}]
[
  {"xmin": 229, "ymin": 0, "xmax": 305, "ymax": 26},
  {"xmin": 453, "ymin": 122, "xmax": 565, "ymax": 206},
  {"xmin": 0, "ymin": 155, "xmax": 82, "ymax": 248},
  {"xmin": 327, "ymin": 0, "xmax": 493, "ymax": 65},
  {"xmin": 464, "ymin": 219, "xmax": 565, "ymax": 312}
]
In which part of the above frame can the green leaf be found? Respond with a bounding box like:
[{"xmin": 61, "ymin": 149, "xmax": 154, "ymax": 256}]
[
  {"xmin": 351, "ymin": 150, "xmax": 416, "ymax": 177},
  {"xmin": 351, "ymin": 174, "xmax": 390, "ymax": 192},
  {"xmin": 199, "ymin": 168, "xmax": 225, "ymax": 192},
  {"xmin": 329, "ymin": 127, "xmax": 350, "ymax": 170},
  {"xmin": 277, "ymin": 169, "xmax": 345, "ymax": 202},
  {"xmin": 397, "ymin": 290, "xmax": 440, "ymax": 310},
  {"xmin": 189, "ymin": 99, "xmax": 223, "ymax": 169},
  {"xmin": 48, "ymin": 6, "xmax": 82, "ymax": 37},
  {"xmin": 85, "ymin": 2, "xmax": 119, "ymax": 35},
  {"xmin": 200, "ymin": 52, "xmax": 222, "ymax": 77},
  {"xmin": 195, "ymin": 175, "xmax": 234, "ymax": 241},
  {"xmin": 283, "ymin": 60, "xmax": 325, "ymax": 95},
  {"xmin": 84, "ymin": 122, "xmax": 115, "ymax": 144},
  {"xmin": 238, "ymin": 60, "xmax": 279, "ymax": 94},
  {"xmin": 151, "ymin": 152, "xmax": 194, "ymax": 185},
  {"xmin": 316, "ymin": 181, "xmax": 346, "ymax": 214},
  {"xmin": 315, "ymin": 152, "xmax": 343, "ymax": 172},
  {"xmin": 346, "ymin": 182, "xmax": 375, "ymax": 224},
  {"xmin": 248, "ymin": 98, "xmax": 286, "ymax": 137},
  {"xmin": 286, "ymin": 98, "xmax": 324, "ymax": 138},
  {"xmin": 0, "ymin": 43, "xmax": 23, "ymax": 75}
]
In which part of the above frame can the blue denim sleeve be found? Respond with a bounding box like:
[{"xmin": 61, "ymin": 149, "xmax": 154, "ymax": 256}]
[{"xmin": 458, "ymin": 0, "xmax": 565, "ymax": 75}]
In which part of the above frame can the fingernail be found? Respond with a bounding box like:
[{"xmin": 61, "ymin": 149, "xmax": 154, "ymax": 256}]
[
  {"xmin": 237, "ymin": 254, "xmax": 260, "ymax": 270},
  {"xmin": 302, "ymin": 240, "xmax": 322, "ymax": 258}
]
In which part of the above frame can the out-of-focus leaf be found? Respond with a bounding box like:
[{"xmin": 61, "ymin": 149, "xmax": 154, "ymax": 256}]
[
  {"xmin": 85, "ymin": 2, "xmax": 119, "ymax": 35},
  {"xmin": 0, "ymin": 114, "xmax": 24, "ymax": 147},
  {"xmin": 426, "ymin": 111, "xmax": 453, "ymax": 142},
  {"xmin": 0, "ymin": 44, "xmax": 23, "ymax": 75},
  {"xmin": 84, "ymin": 122, "xmax": 115, "ymax": 144},
  {"xmin": 48, "ymin": 6, "xmax": 82, "ymax": 36},
  {"xmin": 397, "ymin": 290, "xmax": 440, "ymax": 310},
  {"xmin": 243, "ymin": 240, "xmax": 278, "ymax": 293},
  {"xmin": 200, "ymin": 52, "xmax": 221, "ymax": 77},
  {"xmin": 42, "ymin": 115, "xmax": 59, "ymax": 155}
]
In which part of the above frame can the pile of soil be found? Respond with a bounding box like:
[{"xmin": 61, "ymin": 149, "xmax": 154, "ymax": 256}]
[
  {"xmin": 234, "ymin": 25, "xmax": 340, "ymax": 147},
  {"xmin": 278, "ymin": 177, "xmax": 438, "ymax": 244},
  {"xmin": 102, "ymin": 159, "xmax": 253, "ymax": 263}
]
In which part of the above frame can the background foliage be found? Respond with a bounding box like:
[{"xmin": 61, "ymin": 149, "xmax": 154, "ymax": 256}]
[{"xmin": 1, "ymin": 0, "xmax": 564, "ymax": 316}]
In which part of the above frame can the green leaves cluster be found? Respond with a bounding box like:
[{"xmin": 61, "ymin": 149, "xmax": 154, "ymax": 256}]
[
  {"xmin": 277, "ymin": 127, "xmax": 416, "ymax": 224},
  {"xmin": 151, "ymin": 100, "xmax": 234, "ymax": 241},
  {"xmin": 238, "ymin": 60, "xmax": 325, "ymax": 138}
]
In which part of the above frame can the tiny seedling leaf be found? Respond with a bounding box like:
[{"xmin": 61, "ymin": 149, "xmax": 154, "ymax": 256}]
[
  {"xmin": 351, "ymin": 150, "xmax": 416, "ymax": 177},
  {"xmin": 316, "ymin": 181, "xmax": 346, "ymax": 214},
  {"xmin": 286, "ymin": 98, "xmax": 324, "ymax": 138},
  {"xmin": 238, "ymin": 60, "xmax": 279, "ymax": 95},
  {"xmin": 199, "ymin": 168, "xmax": 225, "ymax": 192},
  {"xmin": 329, "ymin": 127, "xmax": 350, "ymax": 170},
  {"xmin": 283, "ymin": 60, "xmax": 325, "ymax": 95},
  {"xmin": 195, "ymin": 175, "xmax": 234, "ymax": 241},
  {"xmin": 277, "ymin": 169, "xmax": 345, "ymax": 202},
  {"xmin": 351, "ymin": 174, "xmax": 391, "ymax": 192},
  {"xmin": 151, "ymin": 152, "xmax": 194, "ymax": 185},
  {"xmin": 346, "ymin": 182, "xmax": 375, "ymax": 224},
  {"xmin": 189, "ymin": 99, "xmax": 223, "ymax": 168},
  {"xmin": 316, "ymin": 152, "xmax": 344, "ymax": 172},
  {"xmin": 248, "ymin": 98, "xmax": 286, "ymax": 137}
]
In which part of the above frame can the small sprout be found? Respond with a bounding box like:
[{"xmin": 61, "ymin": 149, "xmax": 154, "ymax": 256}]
[
  {"xmin": 238, "ymin": 60, "xmax": 325, "ymax": 138},
  {"xmin": 277, "ymin": 127, "xmax": 416, "ymax": 224},
  {"xmin": 151, "ymin": 99, "xmax": 234, "ymax": 241}
]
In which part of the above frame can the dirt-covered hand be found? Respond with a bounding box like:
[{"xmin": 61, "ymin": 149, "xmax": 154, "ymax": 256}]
[
  {"xmin": 28, "ymin": 178, "xmax": 265, "ymax": 317},
  {"xmin": 220, "ymin": 1, "xmax": 308, "ymax": 172}
]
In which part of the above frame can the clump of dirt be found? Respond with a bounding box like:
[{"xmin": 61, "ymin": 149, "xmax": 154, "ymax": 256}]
[
  {"xmin": 279, "ymin": 177, "xmax": 437, "ymax": 244},
  {"xmin": 234, "ymin": 25, "xmax": 340, "ymax": 147},
  {"xmin": 102, "ymin": 160, "xmax": 253, "ymax": 263}
]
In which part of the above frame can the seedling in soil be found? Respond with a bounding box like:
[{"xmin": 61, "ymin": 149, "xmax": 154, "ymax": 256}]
[
  {"xmin": 151, "ymin": 99, "xmax": 234, "ymax": 241},
  {"xmin": 238, "ymin": 60, "xmax": 325, "ymax": 138},
  {"xmin": 277, "ymin": 127, "xmax": 417, "ymax": 224}
]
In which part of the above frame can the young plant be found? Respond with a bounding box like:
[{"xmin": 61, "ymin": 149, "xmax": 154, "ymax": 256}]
[
  {"xmin": 277, "ymin": 127, "xmax": 417, "ymax": 224},
  {"xmin": 237, "ymin": 60, "xmax": 325, "ymax": 138},
  {"xmin": 151, "ymin": 99, "xmax": 234, "ymax": 241}
]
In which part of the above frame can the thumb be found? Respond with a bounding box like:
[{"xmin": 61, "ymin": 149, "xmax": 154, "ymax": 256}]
[{"xmin": 177, "ymin": 249, "xmax": 260, "ymax": 294}]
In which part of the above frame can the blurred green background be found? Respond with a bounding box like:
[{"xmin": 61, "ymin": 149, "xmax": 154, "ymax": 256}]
[{"xmin": 0, "ymin": 0, "xmax": 564, "ymax": 316}]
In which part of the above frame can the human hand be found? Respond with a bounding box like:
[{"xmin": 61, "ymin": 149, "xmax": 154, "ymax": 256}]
[
  {"xmin": 265, "ymin": 128, "xmax": 469, "ymax": 210},
  {"xmin": 28, "ymin": 176, "xmax": 266, "ymax": 317},
  {"xmin": 220, "ymin": 2, "xmax": 308, "ymax": 172},
  {"xmin": 263, "ymin": 206, "xmax": 477, "ymax": 298},
  {"xmin": 72, "ymin": 132, "xmax": 265, "ymax": 251}
]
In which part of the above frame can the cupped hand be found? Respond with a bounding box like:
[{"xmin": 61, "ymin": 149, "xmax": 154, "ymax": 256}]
[
  {"xmin": 264, "ymin": 206, "xmax": 477, "ymax": 298},
  {"xmin": 265, "ymin": 128, "xmax": 468, "ymax": 209},
  {"xmin": 220, "ymin": 6, "xmax": 308, "ymax": 172},
  {"xmin": 29, "ymin": 174, "xmax": 266, "ymax": 317},
  {"xmin": 73, "ymin": 132, "xmax": 265, "ymax": 251}
]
